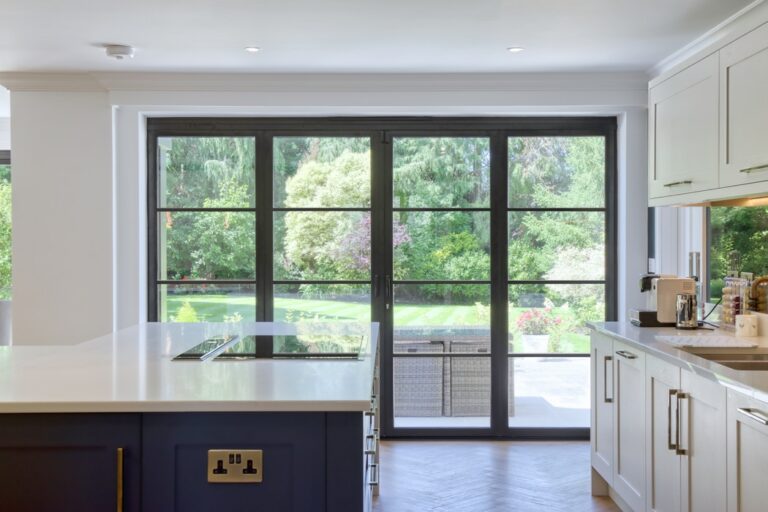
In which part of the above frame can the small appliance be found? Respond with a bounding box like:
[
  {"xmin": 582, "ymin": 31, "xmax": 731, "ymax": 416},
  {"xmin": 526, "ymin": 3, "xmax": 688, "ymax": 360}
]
[
  {"xmin": 675, "ymin": 293, "xmax": 698, "ymax": 329},
  {"xmin": 630, "ymin": 274, "xmax": 697, "ymax": 327}
]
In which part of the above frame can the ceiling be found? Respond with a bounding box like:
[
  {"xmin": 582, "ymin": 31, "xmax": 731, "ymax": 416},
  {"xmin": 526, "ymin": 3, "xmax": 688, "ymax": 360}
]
[{"xmin": 0, "ymin": 0, "xmax": 756, "ymax": 73}]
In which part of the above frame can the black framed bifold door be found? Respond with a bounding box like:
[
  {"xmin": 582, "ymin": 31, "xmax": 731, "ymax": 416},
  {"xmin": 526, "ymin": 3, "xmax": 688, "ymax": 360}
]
[{"xmin": 147, "ymin": 117, "xmax": 617, "ymax": 439}]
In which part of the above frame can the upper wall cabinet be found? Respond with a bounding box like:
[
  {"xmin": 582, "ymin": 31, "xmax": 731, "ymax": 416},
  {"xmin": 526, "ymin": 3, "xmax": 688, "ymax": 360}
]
[
  {"xmin": 649, "ymin": 53, "xmax": 719, "ymax": 200},
  {"xmin": 720, "ymin": 22, "xmax": 768, "ymax": 187}
]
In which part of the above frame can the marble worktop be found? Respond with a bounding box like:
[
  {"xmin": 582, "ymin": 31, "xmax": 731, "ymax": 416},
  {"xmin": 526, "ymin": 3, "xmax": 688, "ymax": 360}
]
[
  {"xmin": 0, "ymin": 322, "xmax": 379, "ymax": 413},
  {"xmin": 590, "ymin": 321, "xmax": 768, "ymax": 403}
]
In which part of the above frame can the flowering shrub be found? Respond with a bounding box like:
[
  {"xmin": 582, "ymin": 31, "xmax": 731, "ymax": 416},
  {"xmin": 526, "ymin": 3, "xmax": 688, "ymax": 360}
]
[{"xmin": 516, "ymin": 307, "xmax": 562, "ymax": 335}]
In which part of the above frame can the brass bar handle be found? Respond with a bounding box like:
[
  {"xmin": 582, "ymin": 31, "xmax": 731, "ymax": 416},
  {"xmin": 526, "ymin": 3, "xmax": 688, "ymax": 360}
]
[
  {"xmin": 615, "ymin": 350, "xmax": 637, "ymax": 360},
  {"xmin": 663, "ymin": 180, "xmax": 693, "ymax": 187},
  {"xmin": 738, "ymin": 407, "xmax": 768, "ymax": 425},
  {"xmin": 117, "ymin": 447, "xmax": 124, "ymax": 512},
  {"xmin": 667, "ymin": 389, "xmax": 679, "ymax": 451},
  {"xmin": 603, "ymin": 356, "xmax": 613, "ymax": 403},
  {"xmin": 676, "ymin": 393, "xmax": 689, "ymax": 456},
  {"xmin": 739, "ymin": 164, "xmax": 768, "ymax": 174}
]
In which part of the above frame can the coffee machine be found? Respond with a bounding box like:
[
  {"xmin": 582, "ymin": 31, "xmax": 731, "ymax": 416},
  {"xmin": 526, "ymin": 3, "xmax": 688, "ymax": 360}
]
[{"xmin": 630, "ymin": 274, "xmax": 697, "ymax": 327}]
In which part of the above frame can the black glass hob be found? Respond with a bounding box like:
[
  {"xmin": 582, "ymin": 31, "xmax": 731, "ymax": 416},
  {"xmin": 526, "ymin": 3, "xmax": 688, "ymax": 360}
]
[{"xmin": 173, "ymin": 334, "xmax": 366, "ymax": 361}]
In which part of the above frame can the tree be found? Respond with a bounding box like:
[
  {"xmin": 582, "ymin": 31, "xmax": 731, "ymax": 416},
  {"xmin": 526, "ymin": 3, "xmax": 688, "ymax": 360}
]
[{"xmin": 0, "ymin": 176, "xmax": 10, "ymax": 299}]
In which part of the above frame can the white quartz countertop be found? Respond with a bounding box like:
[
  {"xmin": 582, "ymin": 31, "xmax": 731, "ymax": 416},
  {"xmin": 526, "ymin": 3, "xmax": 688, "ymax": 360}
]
[
  {"xmin": 590, "ymin": 322, "xmax": 768, "ymax": 403},
  {"xmin": 0, "ymin": 322, "xmax": 379, "ymax": 413}
]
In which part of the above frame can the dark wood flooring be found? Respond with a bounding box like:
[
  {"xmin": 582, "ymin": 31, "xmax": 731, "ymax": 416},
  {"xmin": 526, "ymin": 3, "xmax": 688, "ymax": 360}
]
[{"xmin": 373, "ymin": 440, "xmax": 619, "ymax": 512}]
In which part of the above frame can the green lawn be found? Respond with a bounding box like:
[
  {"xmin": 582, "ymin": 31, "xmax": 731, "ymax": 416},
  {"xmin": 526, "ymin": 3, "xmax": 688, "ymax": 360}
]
[{"xmin": 164, "ymin": 293, "xmax": 592, "ymax": 353}]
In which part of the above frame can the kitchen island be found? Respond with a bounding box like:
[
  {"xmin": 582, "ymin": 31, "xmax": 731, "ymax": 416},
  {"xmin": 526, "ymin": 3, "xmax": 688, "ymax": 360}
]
[{"xmin": 0, "ymin": 322, "xmax": 380, "ymax": 512}]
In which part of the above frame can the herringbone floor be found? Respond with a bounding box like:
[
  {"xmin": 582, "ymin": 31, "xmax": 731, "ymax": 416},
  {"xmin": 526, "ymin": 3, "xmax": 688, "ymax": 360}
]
[{"xmin": 373, "ymin": 440, "xmax": 619, "ymax": 512}]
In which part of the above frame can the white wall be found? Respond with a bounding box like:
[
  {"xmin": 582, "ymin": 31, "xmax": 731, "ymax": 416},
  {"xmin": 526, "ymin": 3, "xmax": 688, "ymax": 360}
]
[
  {"xmin": 10, "ymin": 91, "xmax": 113, "ymax": 344},
  {"xmin": 0, "ymin": 72, "xmax": 649, "ymax": 343}
]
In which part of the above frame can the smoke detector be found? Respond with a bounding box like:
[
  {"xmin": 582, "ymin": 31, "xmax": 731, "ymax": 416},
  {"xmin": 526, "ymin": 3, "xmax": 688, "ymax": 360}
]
[{"xmin": 104, "ymin": 45, "xmax": 135, "ymax": 60}]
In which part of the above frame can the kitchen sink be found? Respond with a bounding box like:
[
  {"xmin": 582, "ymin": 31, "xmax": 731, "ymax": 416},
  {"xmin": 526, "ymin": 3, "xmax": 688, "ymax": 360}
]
[
  {"xmin": 688, "ymin": 353, "xmax": 768, "ymax": 361},
  {"xmin": 715, "ymin": 361, "xmax": 768, "ymax": 371},
  {"xmin": 681, "ymin": 348, "xmax": 768, "ymax": 370}
]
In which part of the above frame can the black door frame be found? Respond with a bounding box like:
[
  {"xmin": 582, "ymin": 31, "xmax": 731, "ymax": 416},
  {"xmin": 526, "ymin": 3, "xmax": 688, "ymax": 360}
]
[{"xmin": 146, "ymin": 117, "xmax": 618, "ymax": 440}]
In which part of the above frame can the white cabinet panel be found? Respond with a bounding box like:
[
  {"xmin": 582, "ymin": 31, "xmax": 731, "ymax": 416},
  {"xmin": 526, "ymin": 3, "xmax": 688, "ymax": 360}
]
[
  {"xmin": 613, "ymin": 340, "xmax": 646, "ymax": 512},
  {"xmin": 645, "ymin": 357, "xmax": 681, "ymax": 512},
  {"xmin": 727, "ymin": 390, "xmax": 768, "ymax": 512},
  {"xmin": 591, "ymin": 332, "xmax": 614, "ymax": 483},
  {"xmin": 680, "ymin": 372, "xmax": 726, "ymax": 512},
  {"xmin": 649, "ymin": 53, "xmax": 719, "ymax": 199},
  {"xmin": 720, "ymin": 22, "xmax": 768, "ymax": 187}
]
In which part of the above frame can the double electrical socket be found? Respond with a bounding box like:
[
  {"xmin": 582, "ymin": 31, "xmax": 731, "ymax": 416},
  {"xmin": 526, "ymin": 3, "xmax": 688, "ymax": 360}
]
[{"xmin": 207, "ymin": 449, "xmax": 263, "ymax": 483}]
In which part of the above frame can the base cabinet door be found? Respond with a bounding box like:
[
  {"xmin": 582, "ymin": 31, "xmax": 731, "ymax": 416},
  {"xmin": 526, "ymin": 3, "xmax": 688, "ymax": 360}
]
[
  {"xmin": 142, "ymin": 412, "xmax": 329, "ymax": 512},
  {"xmin": 613, "ymin": 341, "xmax": 646, "ymax": 512},
  {"xmin": 0, "ymin": 414, "xmax": 141, "ymax": 512},
  {"xmin": 727, "ymin": 391, "xmax": 768, "ymax": 512},
  {"xmin": 645, "ymin": 357, "xmax": 681, "ymax": 512},
  {"xmin": 680, "ymin": 372, "xmax": 726, "ymax": 512},
  {"xmin": 591, "ymin": 332, "xmax": 614, "ymax": 482}
]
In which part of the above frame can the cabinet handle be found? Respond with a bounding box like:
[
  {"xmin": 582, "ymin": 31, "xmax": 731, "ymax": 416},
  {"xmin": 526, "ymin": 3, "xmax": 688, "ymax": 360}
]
[
  {"xmin": 739, "ymin": 164, "xmax": 768, "ymax": 174},
  {"xmin": 615, "ymin": 350, "xmax": 637, "ymax": 360},
  {"xmin": 676, "ymin": 392, "xmax": 689, "ymax": 456},
  {"xmin": 116, "ymin": 447, "xmax": 124, "ymax": 512},
  {"xmin": 368, "ymin": 463, "xmax": 379, "ymax": 486},
  {"xmin": 603, "ymin": 356, "xmax": 613, "ymax": 403},
  {"xmin": 738, "ymin": 407, "xmax": 768, "ymax": 425},
  {"xmin": 663, "ymin": 180, "xmax": 692, "ymax": 187},
  {"xmin": 668, "ymin": 389, "xmax": 679, "ymax": 451}
]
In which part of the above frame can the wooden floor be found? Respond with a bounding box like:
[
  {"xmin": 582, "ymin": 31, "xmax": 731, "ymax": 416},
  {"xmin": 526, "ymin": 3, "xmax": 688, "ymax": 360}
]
[{"xmin": 373, "ymin": 440, "xmax": 619, "ymax": 512}]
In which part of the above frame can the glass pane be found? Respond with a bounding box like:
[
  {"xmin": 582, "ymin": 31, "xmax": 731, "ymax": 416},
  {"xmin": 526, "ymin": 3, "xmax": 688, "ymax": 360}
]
[
  {"xmin": 394, "ymin": 211, "xmax": 490, "ymax": 281},
  {"xmin": 508, "ymin": 136, "xmax": 605, "ymax": 208},
  {"xmin": 708, "ymin": 206, "xmax": 768, "ymax": 301},
  {"xmin": 274, "ymin": 284, "xmax": 370, "ymax": 323},
  {"xmin": 392, "ymin": 284, "xmax": 491, "ymax": 427},
  {"xmin": 508, "ymin": 284, "xmax": 605, "ymax": 354},
  {"xmin": 393, "ymin": 355, "xmax": 490, "ymax": 429},
  {"xmin": 0, "ymin": 163, "xmax": 10, "ymax": 301},
  {"xmin": 393, "ymin": 137, "xmax": 490, "ymax": 208},
  {"xmin": 158, "ymin": 212, "xmax": 255, "ymax": 280},
  {"xmin": 508, "ymin": 211, "xmax": 605, "ymax": 281},
  {"xmin": 159, "ymin": 284, "xmax": 256, "ymax": 322},
  {"xmin": 273, "ymin": 137, "xmax": 371, "ymax": 208},
  {"xmin": 274, "ymin": 211, "xmax": 370, "ymax": 281},
  {"xmin": 158, "ymin": 137, "xmax": 255, "ymax": 208},
  {"xmin": 393, "ymin": 284, "xmax": 491, "ymax": 328},
  {"xmin": 508, "ymin": 357, "xmax": 590, "ymax": 428}
]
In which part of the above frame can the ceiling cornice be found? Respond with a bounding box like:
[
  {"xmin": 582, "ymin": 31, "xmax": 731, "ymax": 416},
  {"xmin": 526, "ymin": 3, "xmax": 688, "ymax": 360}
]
[
  {"xmin": 0, "ymin": 73, "xmax": 105, "ymax": 92},
  {"xmin": 0, "ymin": 71, "xmax": 648, "ymax": 94},
  {"xmin": 648, "ymin": 0, "xmax": 767, "ymax": 85}
]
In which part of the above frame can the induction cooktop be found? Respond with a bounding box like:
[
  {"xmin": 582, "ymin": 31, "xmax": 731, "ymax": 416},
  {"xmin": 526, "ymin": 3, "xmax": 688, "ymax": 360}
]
[{"xmin": 173, "ymin": 334, "xmax": 366, "ymax": 361}]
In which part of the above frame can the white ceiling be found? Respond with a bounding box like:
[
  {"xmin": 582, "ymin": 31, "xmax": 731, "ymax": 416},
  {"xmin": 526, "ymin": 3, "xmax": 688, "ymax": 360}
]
[{"xmin": 0, "ymin": 0, "xmax": 757, "ymax": 73}]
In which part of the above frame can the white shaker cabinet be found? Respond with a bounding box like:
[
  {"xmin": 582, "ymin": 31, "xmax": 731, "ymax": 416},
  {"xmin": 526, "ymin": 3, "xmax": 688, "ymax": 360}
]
[
  {"xmin": 613, "ymin": 340, "xmax": 647, "ymax": 512},
  {"xmin": 727, "ymin": 390, "xmax": 768, "ymax": 512},
  {"xmin": 645, "ymin": 359, "xmax": 727, "ymax": 512},
  {"xmin": 649, "ymin": 53, "xmax": 719, "ymax": 200},
  {"xmin": 591, "ymin": 332, "xmax": 614, "ymax": 483},
  {"xmin": 645, "ymin": 357, "xmax": 681, "ymax": 512},
  {"xmin": 720, "ymin": 22, "xmax": 768, "ymax": 187},
  {"xmin": 679, "ymin": 371, "xmax": 727, "ymax": 512}
]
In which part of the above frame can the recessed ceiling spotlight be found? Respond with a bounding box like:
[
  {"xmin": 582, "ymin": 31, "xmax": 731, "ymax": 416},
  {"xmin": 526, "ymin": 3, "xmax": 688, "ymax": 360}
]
[
  {"xmin": 104, "ymin": 44, "xmax": 135, "ymax": 60},
  {"xmin": 244, "ymin": 46, "xmax": 261, "ymax": 53},
  {"xmin": 507, "ymin": 47, "xmax": 525, "ymax": 53}
]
